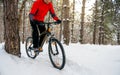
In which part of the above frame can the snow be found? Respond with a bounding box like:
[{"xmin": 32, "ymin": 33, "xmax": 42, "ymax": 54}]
[{"xmin": 0, "ymin": 43, "xmax": 120, "ymax": 75}]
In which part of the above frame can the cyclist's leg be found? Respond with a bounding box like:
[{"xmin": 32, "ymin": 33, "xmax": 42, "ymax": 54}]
[
  {"xmin": 38, "ymin": 25, "xmax": 46, "ymax": 48},
  {"xmin": 30, "ymin": 20, "xmax": 39, "ymax": 48}
]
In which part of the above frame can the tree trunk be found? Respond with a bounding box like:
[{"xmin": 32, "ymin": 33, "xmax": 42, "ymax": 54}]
[
  {"xmin": 93, "ymin": 0, "xmax": 98, "ymax": 44},
  {"xmin": 71, "ymin": 0, "xmax": 75, "ymax": 43},
  {"xmin": 60, "ymin": 0, "xmax": 63, "ymax": 42},
  {"xmin": 99, "ymin": 0, "xmax": 105, "ymax": 44},
  {"xmin": 3, "ymin": 0, "xmax": 21, "ymax": 57},
  {"xmin": 22, "ymin": 3, "xmax": 26, "ymax": 44},
  {"xmin": 18, "ymin": 0, "xmax": 28, "ymax": 29},
  {"xmin": 0, "ymin": 1, "xmax": 4, "ymax": 43},
  {"xmin": 113, "ymin": 0, "xmax": 120, "ymax": 45},
  {"xmin": 117, "ymin": 30, "xmax": 120, "ymax": 45},
  {"xmin": 63, "ymin": 0, "xmax": 70, "ymax": 45},
  {"xmin": 80, "ymin": 0, "xmax": 86, "ymax": 44}
]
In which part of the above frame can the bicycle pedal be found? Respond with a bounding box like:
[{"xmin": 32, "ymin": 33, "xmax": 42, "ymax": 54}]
[
  {"xmin": 34, "ymin": 49, "xmax": 39, "ymax": 52},
  {"xmin": 29, "ymin": 47, "xmax": 37, "ymax": 50},
  {"xmin": 35, "ymin": 51, "xmax": 39, "ymax": 55}
]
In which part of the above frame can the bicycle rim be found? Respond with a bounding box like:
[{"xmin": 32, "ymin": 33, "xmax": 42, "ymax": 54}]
[
  {"xmin": 25, "ymin": 37, "xmax": 37, "ymax": 59},
  {"xmin": 48, "ymin": 38, "xmax": 66, "ymax": 70}
]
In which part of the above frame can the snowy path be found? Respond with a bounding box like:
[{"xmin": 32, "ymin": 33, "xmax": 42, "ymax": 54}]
[
  {"xmin": 65, "ymin": 44, "xmax": 120, "ymax": 75},
  {"xmin": 0, "ymin": 43, "xmax": 120, "ymax": 75}
]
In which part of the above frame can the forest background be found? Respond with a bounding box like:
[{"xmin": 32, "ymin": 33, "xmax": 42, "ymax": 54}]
[{"xmin": 0, "ymin": 0, "xmax": 120, "ymax": 57}]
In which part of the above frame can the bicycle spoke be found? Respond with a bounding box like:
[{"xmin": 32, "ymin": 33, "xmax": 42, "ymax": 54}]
[
  {"xmin": 49, "ymin": 38, "xmax": 65, "ymax": 70},
  {"xmin": 26, "ymin": 37, "xmax": 37, "ymax": 59},
  {"xmin": 54, "ymin": 56, "xmax": 62, "ymax": 67}
]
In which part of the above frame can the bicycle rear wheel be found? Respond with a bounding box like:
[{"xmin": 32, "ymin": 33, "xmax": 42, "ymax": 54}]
[
  {"xmin": 25, "ymin": 37, "xmax": 37, "ymax": 59},
  {"xmin": 48, "ymin": 38, "xmax": 66, "ymax": 70}
]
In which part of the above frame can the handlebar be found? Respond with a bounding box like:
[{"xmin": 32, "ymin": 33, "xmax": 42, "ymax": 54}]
[{"xmin": 39, "ymin": 22, "xmax": 59, "ymax": 25}]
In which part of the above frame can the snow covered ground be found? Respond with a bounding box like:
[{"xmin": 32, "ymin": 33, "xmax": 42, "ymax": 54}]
[{"xmin": 0, "ymin": 43, "xmax": 120, "ymax": 75}]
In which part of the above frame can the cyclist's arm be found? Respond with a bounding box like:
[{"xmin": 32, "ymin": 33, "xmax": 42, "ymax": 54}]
[
  {"xmin": 29, "ymin": 1, "xmax": 39, "ymax": 21},
  {"xmin": 49, "ymin": 3, "xmax": 59, "ymax": 21},
  {"xmin": 30, "ymin": 1, "xmax": 39, "ymax": 15}
]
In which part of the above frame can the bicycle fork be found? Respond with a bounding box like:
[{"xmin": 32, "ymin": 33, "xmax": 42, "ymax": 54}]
[{"xmin": 49, "ymin": 38, "xmax": 59, "ymax": 56}]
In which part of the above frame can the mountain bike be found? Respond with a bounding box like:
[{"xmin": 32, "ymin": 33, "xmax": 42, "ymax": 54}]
[{"xmin": 25, "ymin": 22, "xmax": 66, "ymax": 70}]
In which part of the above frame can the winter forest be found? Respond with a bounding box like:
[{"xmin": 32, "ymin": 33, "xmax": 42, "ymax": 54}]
[
  {"xmin": 1, "ymin": 0, "xmax": 120, "ymax": 75},
  {"xmin": 0, "ymin": 0, "xmax": 120, "ymax": 56}
]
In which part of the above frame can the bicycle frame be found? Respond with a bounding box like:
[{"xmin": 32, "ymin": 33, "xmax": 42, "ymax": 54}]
[
  {"xmin": 38, "ymin": 23, "xmax": 54, "ymax": 48},
  {"xmin": 26, "ymin": 22, "xmax": 66, "ymax": 70}
]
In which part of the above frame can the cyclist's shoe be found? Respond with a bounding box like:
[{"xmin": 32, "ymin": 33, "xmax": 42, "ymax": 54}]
[
  {"xmin": 30, "ymin": 47, "xmax": 43, "ymax": 52},
  {"xmin": 38, "ymin": 47, "xmax": 43, "ymax": 52},
  {"xmin": 29, "ymin": 47, "xmax": 39, "ymax": 52},
  {"xmin": 34, "ymin": 50, "xmax": 40, "ymax": 55}
]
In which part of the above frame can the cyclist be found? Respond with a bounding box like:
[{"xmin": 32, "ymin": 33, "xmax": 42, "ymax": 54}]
[{"xmin": 29, "ymin": 0, "xmax": 61, "ymax": 52}]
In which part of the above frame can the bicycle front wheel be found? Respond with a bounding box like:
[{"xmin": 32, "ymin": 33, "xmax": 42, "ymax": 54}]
[
  {"xmin": 48, "ymin": 38, "xmax": 66, "ymax": 70},
  {"xmin": 25, "ymin": 37, "xmax": 37, "ymax": 59}
]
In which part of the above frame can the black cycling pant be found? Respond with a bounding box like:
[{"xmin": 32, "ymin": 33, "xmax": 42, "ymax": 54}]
[{"xmin": 30, "ymin": 20, "xmax": 46, "ymax": 48}]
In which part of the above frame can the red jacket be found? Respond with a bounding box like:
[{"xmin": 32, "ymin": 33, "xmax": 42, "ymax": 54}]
[{"xmin": 30, "ymin": 0, "xmax": 59, "ymax": 21}]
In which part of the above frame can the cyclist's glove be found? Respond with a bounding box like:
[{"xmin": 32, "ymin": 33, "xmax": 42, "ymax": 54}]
[
  {"xmin": 29, "ymin": 13, "xmax": 36, "ymax": 24},
  {"xmin": 29, "ymin": 13, "xmax": 34, "ymax": 22},
  {"xmin": 56, "ymin": 20, "xmax": 61, "ymax": 24}
]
